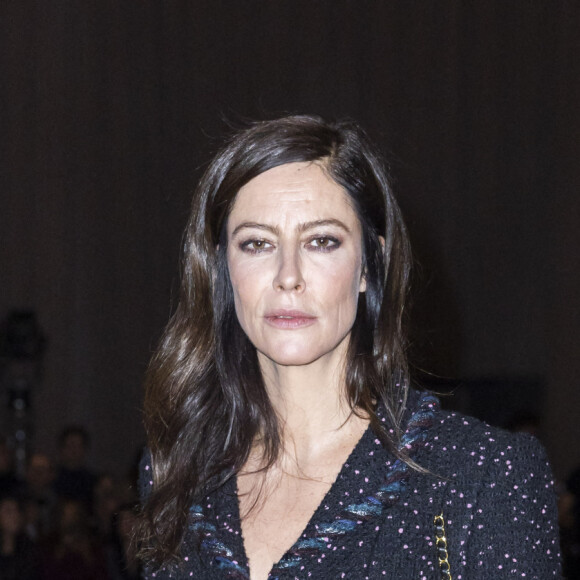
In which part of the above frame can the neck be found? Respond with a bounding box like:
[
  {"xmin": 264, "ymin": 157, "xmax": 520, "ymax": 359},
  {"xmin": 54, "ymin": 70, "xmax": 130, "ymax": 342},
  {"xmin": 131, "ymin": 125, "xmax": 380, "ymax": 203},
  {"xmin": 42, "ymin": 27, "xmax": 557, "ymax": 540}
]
[{"xmin": 256, "ymin": 340, "xmax": 368, "ymax": 466}]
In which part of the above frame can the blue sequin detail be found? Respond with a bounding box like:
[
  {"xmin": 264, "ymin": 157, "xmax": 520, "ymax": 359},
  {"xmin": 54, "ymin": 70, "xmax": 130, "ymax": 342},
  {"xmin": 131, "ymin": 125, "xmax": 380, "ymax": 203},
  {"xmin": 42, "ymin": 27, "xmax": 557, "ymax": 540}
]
[
  {"xmin": 317, "ymin": 518, "xmax": 359, "ymax": 535},
  {"xmin": 213, "ymin": 556, "xmax": 250, "ymax": 579},
  {"xmin": 190, "ymin": 520, "xmax": 216, "ymax": 534},
  {"xmin": 345, "ymin": 501, "xmax": 383, "ymax": 517},
  {"xmin": 294, "ymin": 537, "xmax": 327, "ymax": 550},
  {"xmin": 201, "ymin": 538, "xmax": 233, "ymax": 558},
  {"xmin": 189, "ymin": 504, "xmax": 204, "ymax": 518}
]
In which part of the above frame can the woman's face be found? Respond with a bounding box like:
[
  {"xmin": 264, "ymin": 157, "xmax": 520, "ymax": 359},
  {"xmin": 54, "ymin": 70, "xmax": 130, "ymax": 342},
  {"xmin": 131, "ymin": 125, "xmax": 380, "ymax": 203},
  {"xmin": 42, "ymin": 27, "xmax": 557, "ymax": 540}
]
[{"xmin": 226, "ymin": 161, "xmax": 365, "ymax": 369}]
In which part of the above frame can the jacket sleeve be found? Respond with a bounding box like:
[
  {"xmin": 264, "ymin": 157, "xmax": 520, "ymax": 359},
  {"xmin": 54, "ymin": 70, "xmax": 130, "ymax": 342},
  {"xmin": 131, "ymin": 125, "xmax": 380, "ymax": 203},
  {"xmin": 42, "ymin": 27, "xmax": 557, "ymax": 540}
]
[{"xmin": 462, "ymin": 433, "xmax": 562, "ymax": 578}]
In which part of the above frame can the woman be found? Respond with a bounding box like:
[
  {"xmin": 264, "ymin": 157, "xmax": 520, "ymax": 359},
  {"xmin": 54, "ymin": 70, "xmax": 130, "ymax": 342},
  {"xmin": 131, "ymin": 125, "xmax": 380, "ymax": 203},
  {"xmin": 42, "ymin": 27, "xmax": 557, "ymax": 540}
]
[{"xmin": 135, "ymin": 115, "xmax": 561, "ymax": 578}]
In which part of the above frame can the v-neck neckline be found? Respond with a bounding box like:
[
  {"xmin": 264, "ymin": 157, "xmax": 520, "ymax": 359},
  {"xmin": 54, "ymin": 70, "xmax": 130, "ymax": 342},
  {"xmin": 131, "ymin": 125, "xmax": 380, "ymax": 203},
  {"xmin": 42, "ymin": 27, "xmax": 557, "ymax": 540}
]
[
  {"xmin": 195, "ymin": 390, "xmax": 437, "ymax": 579},
  {"xmin": 231, "ymin": 420, "xmax": 382, "ymax": 579}
]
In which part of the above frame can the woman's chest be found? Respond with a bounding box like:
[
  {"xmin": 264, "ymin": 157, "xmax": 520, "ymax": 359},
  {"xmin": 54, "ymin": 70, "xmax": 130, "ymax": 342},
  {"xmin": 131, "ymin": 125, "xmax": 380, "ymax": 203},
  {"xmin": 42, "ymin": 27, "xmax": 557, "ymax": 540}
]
[
  {"xmin": 239, "ymin": 475, "xmax": 336, "ymax": 580},
  {"xmin": 186, "ymin": 471, "xmax": 452, "ymax": 580},
  {"xmin": 187, "ymin": 491, "xmax": 449, "ymax": 580}
]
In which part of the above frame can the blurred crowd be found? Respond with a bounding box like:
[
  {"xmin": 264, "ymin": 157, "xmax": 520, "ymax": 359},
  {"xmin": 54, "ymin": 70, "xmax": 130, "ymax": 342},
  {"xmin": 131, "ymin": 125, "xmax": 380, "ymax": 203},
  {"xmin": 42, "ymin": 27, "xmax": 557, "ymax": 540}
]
[{"xmin": 0, "ymin": 427, "xmax": 141, "ymax": 580}]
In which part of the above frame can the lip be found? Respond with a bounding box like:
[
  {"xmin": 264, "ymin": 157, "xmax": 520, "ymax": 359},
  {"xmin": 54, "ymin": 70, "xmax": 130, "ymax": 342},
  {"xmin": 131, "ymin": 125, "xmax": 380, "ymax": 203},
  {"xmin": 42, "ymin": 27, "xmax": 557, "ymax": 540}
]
[{"xmin": 264, "ymin": 309, "xmax": 317, "ymax": 330}]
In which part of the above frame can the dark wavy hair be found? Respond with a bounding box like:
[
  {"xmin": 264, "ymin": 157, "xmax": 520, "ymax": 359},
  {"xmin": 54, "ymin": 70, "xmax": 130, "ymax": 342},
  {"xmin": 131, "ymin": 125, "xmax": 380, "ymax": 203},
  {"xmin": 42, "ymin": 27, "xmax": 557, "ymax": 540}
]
[{"xmin": 135, "ymin": 114, "xmax": 413, "ymax": 567}]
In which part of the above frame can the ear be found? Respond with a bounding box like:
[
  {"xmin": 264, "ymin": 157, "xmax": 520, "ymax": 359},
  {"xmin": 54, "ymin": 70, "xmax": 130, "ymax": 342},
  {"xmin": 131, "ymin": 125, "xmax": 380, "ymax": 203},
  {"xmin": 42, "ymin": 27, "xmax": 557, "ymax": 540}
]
[{"xmin": 359, "ymin": 270, "xmax": 367, "ymax": 293}]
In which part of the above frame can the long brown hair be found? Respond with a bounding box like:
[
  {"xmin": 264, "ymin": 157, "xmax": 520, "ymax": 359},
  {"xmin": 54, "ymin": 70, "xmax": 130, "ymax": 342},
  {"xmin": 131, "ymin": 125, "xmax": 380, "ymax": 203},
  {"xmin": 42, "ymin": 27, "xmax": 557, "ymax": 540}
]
[{"xmin": 135, "ymin": 115, "xmax": 412, "ymax": 567}]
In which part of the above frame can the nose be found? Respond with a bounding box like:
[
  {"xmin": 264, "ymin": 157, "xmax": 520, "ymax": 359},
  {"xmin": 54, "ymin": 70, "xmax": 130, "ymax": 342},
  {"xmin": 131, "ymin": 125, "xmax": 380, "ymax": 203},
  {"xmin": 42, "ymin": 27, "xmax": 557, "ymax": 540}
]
[{"xmin": 273, "ymin": 247, "xmax": 305, "ymax": 292}]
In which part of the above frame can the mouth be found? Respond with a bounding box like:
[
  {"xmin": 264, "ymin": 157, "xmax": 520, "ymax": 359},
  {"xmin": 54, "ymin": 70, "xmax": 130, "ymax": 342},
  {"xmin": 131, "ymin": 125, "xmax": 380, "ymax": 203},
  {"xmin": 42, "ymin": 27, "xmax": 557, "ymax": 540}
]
[{"xmin": 264, "ymin": 310, "xmax": 317, "ymax": 329}]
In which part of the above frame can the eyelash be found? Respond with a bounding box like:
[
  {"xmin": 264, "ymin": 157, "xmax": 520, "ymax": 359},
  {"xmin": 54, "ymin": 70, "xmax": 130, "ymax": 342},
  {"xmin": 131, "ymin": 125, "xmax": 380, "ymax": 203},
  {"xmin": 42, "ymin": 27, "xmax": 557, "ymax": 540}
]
[
  {"xmin": 239, "ymin": 235, "xmax": 341, "ymax": 254},
  {"xmin": 308, "ymin": 236, "xmax": 340, "ymax": 250},
  {"xmin": 239, "ymin": 239, "xmax": 272, "ymax": 253}
]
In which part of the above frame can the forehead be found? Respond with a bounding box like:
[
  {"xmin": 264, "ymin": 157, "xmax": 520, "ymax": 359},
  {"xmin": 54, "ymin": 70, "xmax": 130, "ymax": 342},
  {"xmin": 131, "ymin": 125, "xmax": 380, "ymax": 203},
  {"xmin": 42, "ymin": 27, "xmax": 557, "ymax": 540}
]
[{"xmin": 229, "ymin": 162, "xmax": 357, "ymax": 224}]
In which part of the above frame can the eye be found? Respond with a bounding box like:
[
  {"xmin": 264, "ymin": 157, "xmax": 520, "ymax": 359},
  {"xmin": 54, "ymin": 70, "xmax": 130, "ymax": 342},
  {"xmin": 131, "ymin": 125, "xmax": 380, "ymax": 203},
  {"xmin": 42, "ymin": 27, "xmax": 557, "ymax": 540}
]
[
  {"xmin": 307, "ymin": 236, "xmax": 340, "ymax": 251},
  {"xmin": 240, "ymin": 239, "xmax": 272, "ymax": 253}
]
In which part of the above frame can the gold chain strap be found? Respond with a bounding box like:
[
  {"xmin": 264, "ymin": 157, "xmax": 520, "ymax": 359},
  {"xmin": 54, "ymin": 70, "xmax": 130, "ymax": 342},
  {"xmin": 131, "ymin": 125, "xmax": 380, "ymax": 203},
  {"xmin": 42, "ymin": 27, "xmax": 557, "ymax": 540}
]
[{"xmin": 433, "ymin": 512, "xmax": 452, "ymax": 579}]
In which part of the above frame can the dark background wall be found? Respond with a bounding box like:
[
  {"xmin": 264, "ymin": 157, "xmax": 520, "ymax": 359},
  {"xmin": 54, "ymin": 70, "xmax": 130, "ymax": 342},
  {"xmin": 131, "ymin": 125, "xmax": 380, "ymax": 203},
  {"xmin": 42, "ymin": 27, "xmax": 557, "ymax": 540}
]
[{"xmin": 1, "ymin": 2, "xmax": 579, "ymax": 480}]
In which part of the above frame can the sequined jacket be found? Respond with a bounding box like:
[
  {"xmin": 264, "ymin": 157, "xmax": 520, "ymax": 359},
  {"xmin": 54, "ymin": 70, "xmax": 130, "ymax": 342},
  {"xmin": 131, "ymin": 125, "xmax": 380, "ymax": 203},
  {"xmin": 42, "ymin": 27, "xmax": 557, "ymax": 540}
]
[{"xmin": 140, "ymin": 391, "xmax": 562, "ymax": 579}]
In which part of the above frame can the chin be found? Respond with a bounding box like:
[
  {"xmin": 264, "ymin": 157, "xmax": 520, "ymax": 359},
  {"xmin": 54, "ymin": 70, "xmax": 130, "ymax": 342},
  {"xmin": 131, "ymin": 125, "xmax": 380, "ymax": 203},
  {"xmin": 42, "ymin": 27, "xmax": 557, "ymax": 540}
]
[
  {"xmin": 261, "ymin": 350, "xmax": 319, "ymax": 367},
  {"xmin": 257, "ymin": 340, "xmax": 338, "ymax": 367}
]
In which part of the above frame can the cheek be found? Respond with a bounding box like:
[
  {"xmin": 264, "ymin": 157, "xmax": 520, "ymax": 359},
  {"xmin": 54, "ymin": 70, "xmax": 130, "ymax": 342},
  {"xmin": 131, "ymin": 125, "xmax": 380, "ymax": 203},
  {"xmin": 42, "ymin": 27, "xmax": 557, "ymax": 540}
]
[
  {"xmin": 316, "ymin": 261, "xmax": 363, "ymax": 322},
  {"xmin": 322, "ymin": 259, "xmax": 363, "ymax": 298},
  {"xmin": 228, "ymin": 260, "xmax": 263, "ymax": 322}
]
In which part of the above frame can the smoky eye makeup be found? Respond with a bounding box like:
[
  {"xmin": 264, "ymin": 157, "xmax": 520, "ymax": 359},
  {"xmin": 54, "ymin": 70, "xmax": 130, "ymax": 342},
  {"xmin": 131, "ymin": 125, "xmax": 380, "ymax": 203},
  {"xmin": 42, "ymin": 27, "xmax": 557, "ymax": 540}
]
[
  {"xmin": 305, "ymin": 235, "xmax": 342, "ymax": 251},
  {"xmin": 238, "ymin": 235, "xmax": 343, "ymax": 255},
  {"xmin": 238, "ymin": 238, "xmax": 273, "ymax": 254}
]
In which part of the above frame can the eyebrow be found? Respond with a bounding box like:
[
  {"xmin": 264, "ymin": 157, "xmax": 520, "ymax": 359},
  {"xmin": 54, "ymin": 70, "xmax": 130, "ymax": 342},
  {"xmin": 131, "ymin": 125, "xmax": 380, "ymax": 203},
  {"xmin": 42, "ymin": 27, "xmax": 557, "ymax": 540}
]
[{"xmin": 231, "ymin": 219, "xmax": 352, "ymax": 238}]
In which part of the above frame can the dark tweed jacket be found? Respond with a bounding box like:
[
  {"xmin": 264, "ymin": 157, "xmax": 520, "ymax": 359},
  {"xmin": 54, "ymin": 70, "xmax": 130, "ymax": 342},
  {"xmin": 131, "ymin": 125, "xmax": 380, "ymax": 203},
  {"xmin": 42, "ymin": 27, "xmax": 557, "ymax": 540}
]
[{"xmin": 140, "ymin": 391, "xmax": 562, "ymax": 579}]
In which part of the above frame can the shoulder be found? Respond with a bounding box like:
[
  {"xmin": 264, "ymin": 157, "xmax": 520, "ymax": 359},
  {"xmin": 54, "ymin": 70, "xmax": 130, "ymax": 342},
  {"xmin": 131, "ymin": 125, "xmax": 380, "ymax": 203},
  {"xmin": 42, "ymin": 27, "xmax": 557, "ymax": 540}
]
[
  {"xmin": 401, "ymin": 390, "xmax": 552, "ymax": 484},
  {"xmin": 405, "ymin": 393, "xmax": 557, "ymax": 521},
  {"xmin": 426, "ymin": 406, "xmax": 553, "ymax": 488},
  {"xmin": 414, "ymin": 404, "xmax": 561, "ymax": 576}
]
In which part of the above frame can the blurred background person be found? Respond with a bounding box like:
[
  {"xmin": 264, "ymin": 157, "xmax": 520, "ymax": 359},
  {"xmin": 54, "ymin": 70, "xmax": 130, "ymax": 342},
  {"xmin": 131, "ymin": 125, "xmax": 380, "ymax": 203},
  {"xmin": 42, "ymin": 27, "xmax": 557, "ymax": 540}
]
[
  {"xmin": 92, "ymin": 473, "xmax": 121, "ymax": 540},
  {"xmin": 24, "ymin": 452, "xmax": 56, "ymax": 539},
  {"xmin": 40, "ymin": 498, "xmax": 107, "ymax": 580},
  {"xmin": 0, "ymin": 438, "xmax": 21, "ymax": 497},
  {"xmin": 0, "ymin": 493, "xmax": 40, "ymax": 580},
  {"xmin": 53, "ymin": 426, "xmax": 96, "ymax": 508}
]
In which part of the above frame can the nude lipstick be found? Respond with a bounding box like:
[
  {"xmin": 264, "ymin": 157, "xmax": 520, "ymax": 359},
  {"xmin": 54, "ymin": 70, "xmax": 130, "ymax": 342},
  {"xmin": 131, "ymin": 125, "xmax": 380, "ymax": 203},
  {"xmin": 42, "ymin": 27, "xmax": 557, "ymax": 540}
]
[{"xmin": 264, "ymin": 309, "xmax": 317, "ymax": 329}]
